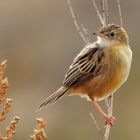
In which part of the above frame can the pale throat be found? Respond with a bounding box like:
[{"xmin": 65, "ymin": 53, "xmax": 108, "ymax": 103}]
[{"xmin": 96, "ymin": 36, "xmax": 113, "ymax": 48}]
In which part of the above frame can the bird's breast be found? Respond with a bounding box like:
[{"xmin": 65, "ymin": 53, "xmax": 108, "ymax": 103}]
[
  {"xmin": 93, "ymin": 45, "xmax": 132, "ymax": 100},
  {"xmin": 69, "ymin": 45, "xmax": 132, "ymax": 101},
  {"xmin": 113, "ymin": 45, "xmax": 132, "ymax": 82}
]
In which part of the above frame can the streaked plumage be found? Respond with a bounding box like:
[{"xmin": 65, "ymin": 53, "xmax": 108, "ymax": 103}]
[{"xmin": 37, "ymin": 24, "xmax": 132, "ymax": 125}]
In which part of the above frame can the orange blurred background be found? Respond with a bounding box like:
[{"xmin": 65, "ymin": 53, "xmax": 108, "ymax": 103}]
[{"xmin": 0, "ymin": 0, "xmax": 139, "ymax": 139}]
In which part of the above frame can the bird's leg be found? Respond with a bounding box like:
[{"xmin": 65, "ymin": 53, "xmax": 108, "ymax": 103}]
[{"xmin": 92, "ymin": 99, "xmax": 116, "ymax": 126}]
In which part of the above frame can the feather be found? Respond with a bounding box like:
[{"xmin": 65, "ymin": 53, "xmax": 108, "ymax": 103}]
[
  {"xmin": 63, "ymin": 43, "xmax": 105, "ymax": 87},
  {"xmin": 36, "ymin": 86, "xmax": 69, "ymax": 111}
]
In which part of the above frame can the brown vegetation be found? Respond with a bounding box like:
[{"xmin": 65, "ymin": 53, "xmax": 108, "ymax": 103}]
[
  {"xmin": 30, "ymin": 118, "xmax": 47, "ymax": 140},
  {"xmin": 0, "ymin": 60, "xmax": 47, "ymax": 140}
]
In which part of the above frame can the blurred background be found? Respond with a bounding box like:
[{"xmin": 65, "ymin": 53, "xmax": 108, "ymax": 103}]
[{"xmin": 0, "ymin": 0, "xmax": 139, "ymax": 139}]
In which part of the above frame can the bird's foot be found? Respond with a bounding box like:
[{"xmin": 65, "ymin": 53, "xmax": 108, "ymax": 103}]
[{"xmin": 104, "ymin": 115, "xmax": 116, "ymax": 126}]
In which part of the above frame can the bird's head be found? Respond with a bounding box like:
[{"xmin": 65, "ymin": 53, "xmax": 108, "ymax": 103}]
[{"xmin": 94, "ymin": 24, "xmax": 129, "ymax": 47}]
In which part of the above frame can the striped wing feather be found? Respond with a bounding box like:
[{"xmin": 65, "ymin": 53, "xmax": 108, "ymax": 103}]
[
  {"xmin": 63, "ymin": 45, "xmax": 105, "ymax": 87},
  {"xmin": 37, "ymin": 44, "xmax": 106, "ymax": 111}
]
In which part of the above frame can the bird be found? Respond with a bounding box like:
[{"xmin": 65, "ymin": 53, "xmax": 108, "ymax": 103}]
[{"xmin": 37, "ymin": 24, "xmax": 132, "ymax": 126}]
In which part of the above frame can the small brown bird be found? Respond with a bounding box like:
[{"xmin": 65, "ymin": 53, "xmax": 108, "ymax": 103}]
[{"xmin": 37, "ymin": 24, "xmax": 132, "ymax": 125}]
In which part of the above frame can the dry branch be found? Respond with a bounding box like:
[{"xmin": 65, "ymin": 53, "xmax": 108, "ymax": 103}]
[
  {"xmin": 90, "ymin": 113, "xmax": 105, "ymax": 139},
  {"xmin": 101, "ymin": 0, "xmax": 107, "ymax": 25},
  {"xmin": 116, "ymin": 0, "xmax": 123, "ymax": 26},
  {"xmin": 66, "ymin": 0, "xmax": 89, "ymax": 45},
  {"xmin": 92, "ymin": 0, "xmax": 104, "ymax": 26},
  {"xmin": 104, "ymin": 95, "xmax": 114, "ymax": 140}
]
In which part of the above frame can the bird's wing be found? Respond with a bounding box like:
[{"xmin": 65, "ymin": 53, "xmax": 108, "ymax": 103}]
[{"xmin": 63, "ymin": 43, "xmax": 106, "ymax": 87}]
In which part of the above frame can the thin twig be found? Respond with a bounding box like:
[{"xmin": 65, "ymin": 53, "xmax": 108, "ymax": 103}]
[
  {"xmin": 90, "ymin": 113, "xmax": 105, "ymax": 139},
  {"xmin": 92, "ymin": 0, "xmax": 104, "ymax": 26},
  {"xmin": 104, "ymin": 95, "xmax": 114, "ymax": 140},
  {"xmin": 66, "ymin": 0, "xmax": 88, "ymax": 45},
  {"xmin": 81, "ymin": 24, "xmax": 90, "ymax": 44},
  {"xmin": 116, "ymin": 0, "xmax": 123, "ymax": 26},
  {"xmin": 101, "ymin": 0, "xmax": 107, "ymax": 26},
  {"xmin": 104, "ymin": 0, "xmax": 109, "ymax": 24}
]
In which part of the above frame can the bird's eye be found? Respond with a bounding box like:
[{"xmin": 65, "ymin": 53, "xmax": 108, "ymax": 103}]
[{"xmin": 109, "ymin": 32, "xmax": 115, "ymax": 38}]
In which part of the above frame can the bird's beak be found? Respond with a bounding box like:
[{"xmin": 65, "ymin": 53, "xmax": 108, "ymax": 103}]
[
  {"xmin": 93, "ymin": 32, "xmax": 104, "ymax": 38},
  {"xmin": 93, "ymin": 31, "xmax": 102, "ymax": 36},
  {"xmin": 92, "ymin": 32, "xmax": 98, "ymax": 36}
]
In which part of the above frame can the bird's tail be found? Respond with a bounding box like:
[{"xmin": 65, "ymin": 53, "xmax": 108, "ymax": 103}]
[{"xmin": 36, "ymin": 86, "xmax": 69, "ymax": 111}]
